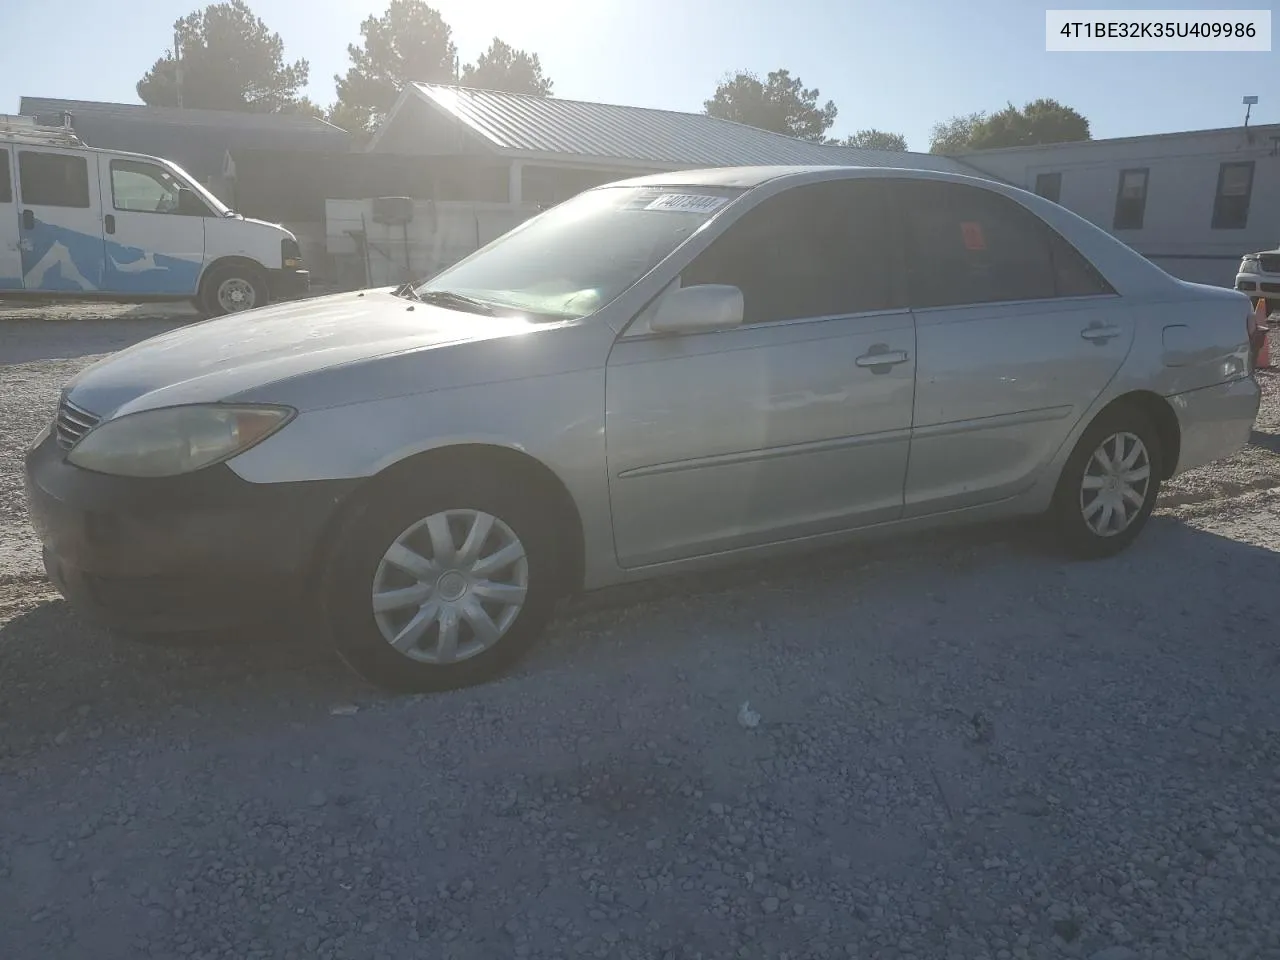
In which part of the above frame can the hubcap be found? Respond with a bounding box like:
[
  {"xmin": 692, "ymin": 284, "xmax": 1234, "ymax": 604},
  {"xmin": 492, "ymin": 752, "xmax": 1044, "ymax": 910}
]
[
  {"xmin": 371, "ymin": 509, "xmax": 529, "ymax": 664},
  {"xmin": 1079, "ymin": 431, "xmax": 1151, "ymax": 537},
  {"xmin": 216, "ymin": 277, "xmax": 257, "ymax": 313}
]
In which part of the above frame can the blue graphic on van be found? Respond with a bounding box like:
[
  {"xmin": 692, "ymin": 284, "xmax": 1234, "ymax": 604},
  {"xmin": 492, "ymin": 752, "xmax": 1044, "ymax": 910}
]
[
  {"xmin": 105, "ymin": 242, "xmax": 201, "ymax": 295},
  {"xmin": 0, "ymin": 275, "xmax": 21, "ymax": 290},
  {"xmin": 20, "ymin": 217, "xmax": 105, "ymax": 291},
  {"xmin": 19, "ymin": 216, "xmax": 202, "ymax": 295}
]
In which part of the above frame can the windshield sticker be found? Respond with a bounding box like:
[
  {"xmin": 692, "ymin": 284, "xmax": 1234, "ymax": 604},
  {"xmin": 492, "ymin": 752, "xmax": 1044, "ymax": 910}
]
[{"xmin": 643, "ymin": 194, "xmax": 731, "ymax": 215}]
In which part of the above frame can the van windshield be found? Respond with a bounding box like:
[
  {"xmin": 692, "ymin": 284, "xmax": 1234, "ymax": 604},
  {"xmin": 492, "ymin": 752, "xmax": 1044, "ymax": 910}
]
[
  {"xmin": 413, "ymin": 185, "xmax": 744, "ymax": 320},
  {"xmin": 162, "ymin": 160, "xmax": 232, "ymax": 216}
]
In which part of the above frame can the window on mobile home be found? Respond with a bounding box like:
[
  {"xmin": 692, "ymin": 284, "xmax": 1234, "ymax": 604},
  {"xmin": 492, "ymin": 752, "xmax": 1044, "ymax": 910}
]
[
  {"xmin": 1033, "ymin": 172, "xmax": 1062, "ymax": 204},
  {"xmin": 1112, "ymin": 168, "xmax": 1148, "ymax": 231},
  {"xmin": 1211, "ymin": 162, "xmax": 1253, "ymax": 230}
]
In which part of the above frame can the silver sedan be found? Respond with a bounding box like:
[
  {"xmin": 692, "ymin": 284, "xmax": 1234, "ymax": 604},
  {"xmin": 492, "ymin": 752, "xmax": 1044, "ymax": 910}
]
[{"xmin": 25, "ymin": 166, "xmax": 1261, "ymax": 692}]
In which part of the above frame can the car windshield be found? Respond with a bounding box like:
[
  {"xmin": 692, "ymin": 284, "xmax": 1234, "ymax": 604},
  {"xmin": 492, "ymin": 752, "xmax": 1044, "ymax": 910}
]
[{"xmin": 412, "ymin": 185, "xmax": 744, "ymax": 320}]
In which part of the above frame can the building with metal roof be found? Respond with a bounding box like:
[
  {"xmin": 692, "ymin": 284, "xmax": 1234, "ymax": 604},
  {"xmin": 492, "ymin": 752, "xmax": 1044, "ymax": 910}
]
[
  {"xmin": 17, "ymin": 96, "xmax": 352, "ymax": 189},
  {"xmin": 369, "ymin": 83, "xmax": 984, "ymax": 204}
]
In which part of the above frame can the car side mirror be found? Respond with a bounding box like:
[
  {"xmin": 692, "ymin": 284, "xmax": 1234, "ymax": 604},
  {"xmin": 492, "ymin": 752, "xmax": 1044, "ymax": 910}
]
[
  {"xmin": 176, "ymin": 188, "xmax": 208, "ymax": 217},
  {"xmin": 649, "ymin": 284, "xmax": 744, "ymax": 335}
]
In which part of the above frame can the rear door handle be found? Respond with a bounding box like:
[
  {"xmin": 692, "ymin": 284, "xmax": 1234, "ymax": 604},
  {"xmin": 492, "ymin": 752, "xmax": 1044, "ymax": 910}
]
[
  {"xmin": 104, "ymin": 214, "xmax": 115, "ymax": 235},
  {"xmin": 1081, "ymin": 324, "xmax": 1121, "ymax": 343},
  {"xmin": 22, "ymin": 209, "xmax": 34, "ymax": 231},
  {"xmin": 855, "ymin": 348, "xmax": 910, "ymax": 371}
]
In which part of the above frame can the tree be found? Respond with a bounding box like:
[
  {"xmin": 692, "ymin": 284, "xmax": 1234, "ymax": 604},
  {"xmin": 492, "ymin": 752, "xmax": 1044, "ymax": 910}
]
[
  {"xmin": 930, "ymin": 100, "xmax": 1090, "ymax": 153},
  {"xmin": 285, "ymin": 97, "xmax": 327, "ymax": 119},
  {"xmin": 460, "ymin": 38, "xmax": 553, "ymax": 96},
  {"xmin": 325, "ymin": 100, "xmax": 370, "ymax": 135},
  {"xmin": 841, "ymin": 129, "xmax": 908, "ymax": 152},
  {"xmin": 929, "ymin": 112, "xmax": 986, "ymax": 154},
  {"xmin": 969, "ymin": 98, "xmax": 1090, "ymax": 150},
  {"xmin": 332, "ymin": 0, "xmax": 459, "ymax": 133},
  {"xmin": 704, "ymin": 69, "xmax": 837, "ymax": 142},
  {"xmin": 136, "ymin": 0, "xmax": 308, "ymax": 112}
]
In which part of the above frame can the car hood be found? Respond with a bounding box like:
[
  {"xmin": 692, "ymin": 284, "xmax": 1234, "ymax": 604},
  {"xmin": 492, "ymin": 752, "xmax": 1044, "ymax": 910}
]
[{"xmin": 65, "ymin": 289, "xmax": 549, "ymax": 418}]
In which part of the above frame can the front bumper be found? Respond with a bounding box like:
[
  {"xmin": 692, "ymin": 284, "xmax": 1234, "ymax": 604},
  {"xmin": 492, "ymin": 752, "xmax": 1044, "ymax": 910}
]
[
  {"xmin": 24, "ymin": 431, "xmax": 357, "ymax": 632},
  {"xmin": 1235, "ymin": 274, "xmax": 1280, "ymax": 299},
  {"xmin": 268, "ymin": 267, "xmax": 310, "ymax": 302}
]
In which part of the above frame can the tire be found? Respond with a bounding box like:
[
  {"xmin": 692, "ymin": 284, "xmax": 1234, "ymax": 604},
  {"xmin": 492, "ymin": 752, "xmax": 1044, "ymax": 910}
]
[
  {"xmin": 323, "ymin": 470, "xmax": 562, "ymax": 693},
  {"xmin": 199, "ymin": 262, "xmax": 267, "ymax": 317},
  {"xmin": 1049, "ymin": 404, "xmax": 1164, "ymax": 559}
]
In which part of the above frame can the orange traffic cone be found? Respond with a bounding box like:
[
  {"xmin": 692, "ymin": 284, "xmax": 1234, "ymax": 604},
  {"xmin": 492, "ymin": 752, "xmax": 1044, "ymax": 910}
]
[
  {"xmin": 1251, "ymin": 298, "xmax": 1272, "ymax": 370},
  {"xmin": 1259, "ymin": 299, "xmax": 1269, "ymax": 371}
]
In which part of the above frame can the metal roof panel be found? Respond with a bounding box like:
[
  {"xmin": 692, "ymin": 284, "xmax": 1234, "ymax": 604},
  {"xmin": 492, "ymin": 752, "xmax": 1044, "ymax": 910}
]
[{"xmin": 409, "ymin": 84, "xmax": 974, "ymax": 174}]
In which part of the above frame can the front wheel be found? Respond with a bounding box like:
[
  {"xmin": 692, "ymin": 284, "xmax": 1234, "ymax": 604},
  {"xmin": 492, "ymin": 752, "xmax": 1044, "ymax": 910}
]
[
  {"xmin": 324, "ymin": 473, "xmax": 561, "ymax": 693},
  {"xmin": 199, "ymin": 263, "xmax": 266, "ymax": 317},
  {"xmin": 1049, "ymin": 405, "xmax": 1164, "ymax": 559}
]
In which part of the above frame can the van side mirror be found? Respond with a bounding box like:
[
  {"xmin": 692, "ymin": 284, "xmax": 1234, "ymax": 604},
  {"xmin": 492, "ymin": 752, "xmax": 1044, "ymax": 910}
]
[
  {"xmin": 176, "ymin": 188, "xmax": 208, "ymax": 217},
  {"xmin": 649, "ymin": 284, "xmax": 744, "ymax": 335}
]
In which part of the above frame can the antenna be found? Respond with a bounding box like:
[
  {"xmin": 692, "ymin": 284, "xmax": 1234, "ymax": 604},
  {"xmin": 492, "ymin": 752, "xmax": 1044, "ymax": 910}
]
[{"xmin": 1243, "ymin": 95, "xmax": 1258, "ymax": 128}]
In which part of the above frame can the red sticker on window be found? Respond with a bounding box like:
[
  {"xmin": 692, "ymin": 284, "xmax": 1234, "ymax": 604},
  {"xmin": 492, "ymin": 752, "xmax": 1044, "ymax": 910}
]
[{"xmin": 960, "ymin": 221, "xmax": 986, "ymax": 251}]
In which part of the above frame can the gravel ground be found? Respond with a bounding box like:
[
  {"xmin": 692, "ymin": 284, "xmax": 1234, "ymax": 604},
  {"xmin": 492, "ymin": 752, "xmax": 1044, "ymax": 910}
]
[{"xmin": 2, "ymin": 312, "xmax": 1279, "ymax": 960}]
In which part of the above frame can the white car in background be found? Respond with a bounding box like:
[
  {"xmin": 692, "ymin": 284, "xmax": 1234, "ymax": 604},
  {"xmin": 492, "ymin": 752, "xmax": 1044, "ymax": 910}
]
[{"xmin": 1236, "ymin": 249, "xmax": 1280, "ymax": 308}]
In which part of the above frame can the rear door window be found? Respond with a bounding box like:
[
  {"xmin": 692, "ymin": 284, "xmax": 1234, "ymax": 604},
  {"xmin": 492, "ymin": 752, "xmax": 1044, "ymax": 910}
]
[
  {"xmin": 899, "ymin": 179, "xmax": 1111, "ymax": 308},
  {"xmin": 18, "ymin": 151, "xmax": 91, "ymax": 208}
]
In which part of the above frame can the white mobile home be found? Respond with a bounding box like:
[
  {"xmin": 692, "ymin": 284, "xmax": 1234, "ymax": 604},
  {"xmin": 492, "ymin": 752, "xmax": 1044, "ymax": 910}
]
[{"xmin": 958, "ymin": 124, "xmax": 1280, "ymax": 287}]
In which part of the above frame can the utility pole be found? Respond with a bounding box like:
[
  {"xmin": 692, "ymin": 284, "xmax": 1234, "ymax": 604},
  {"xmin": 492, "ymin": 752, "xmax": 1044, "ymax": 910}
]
[{"xmin": 174, "ymin": 28, "xmax": 183, "ymax": 108}]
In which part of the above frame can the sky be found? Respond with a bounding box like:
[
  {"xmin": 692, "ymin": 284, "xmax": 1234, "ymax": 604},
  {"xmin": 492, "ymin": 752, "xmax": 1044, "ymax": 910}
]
[{"xmin": 2, "ymin": 0, "xmax": 1276, "ymax": 152}]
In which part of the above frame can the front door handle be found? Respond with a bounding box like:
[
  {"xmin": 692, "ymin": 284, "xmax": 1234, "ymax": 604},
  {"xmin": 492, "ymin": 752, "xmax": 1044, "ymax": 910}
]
[
  {"xmin": 855, "ymin": 348, "xmax": 910, "ymax": 372},
  {"xmin": 1081, "ymin": 323, "xmax": 1121, "ymax": 343},
  {"xmin": 22, "ymin": 209, "xmax": 34, "ymax": 231},
  {"xmin": 104, "ymin": 214, "xmax": 115, "ymax": 235}
]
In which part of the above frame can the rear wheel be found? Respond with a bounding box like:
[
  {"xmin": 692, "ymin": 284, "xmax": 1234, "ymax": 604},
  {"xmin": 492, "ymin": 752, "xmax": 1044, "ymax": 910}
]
[
  {"xmin": 1049, "ymin": 405, "xmax": 1163, "ymax": 559},
  {"xmin": 324, "ymin": 471, "xmax": 561, "ymax": 693},
  {"xmin": 199, "ymin": 262, "xmax": 266, "ymax": 317}
]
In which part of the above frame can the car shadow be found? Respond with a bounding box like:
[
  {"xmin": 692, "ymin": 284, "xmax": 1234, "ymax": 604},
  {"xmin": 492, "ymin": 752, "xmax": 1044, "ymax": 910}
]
[
  {"xmin": 1250, "ymin": 428, "xmax": 1280, "ymax": 455},
  {"xmin": 0, "ymin": 598, "xmax": 374, "ymax": 763},
  {"xmin": 0, "ymin": 317, "xmax": 192, "ymax": 365},
  {"xmin": 2, "ymin": 511, "xmax": 1277, "ymax": 764}
]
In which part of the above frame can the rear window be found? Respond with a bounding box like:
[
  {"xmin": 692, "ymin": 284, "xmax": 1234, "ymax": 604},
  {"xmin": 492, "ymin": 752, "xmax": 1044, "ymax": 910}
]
[{"xmin": 900, "ymin": 179, "xmax": 1113, "ymax": 308}]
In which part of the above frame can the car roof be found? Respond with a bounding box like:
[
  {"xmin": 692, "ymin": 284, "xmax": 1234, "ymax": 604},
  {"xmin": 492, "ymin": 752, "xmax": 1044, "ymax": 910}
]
[
  {"xmin": 605, "ymin": 164, "xmax": 997, "ymax": 191},
  {"xmin": 605, "ymin": 164, "xmax": 1187, "ymax": 302}
]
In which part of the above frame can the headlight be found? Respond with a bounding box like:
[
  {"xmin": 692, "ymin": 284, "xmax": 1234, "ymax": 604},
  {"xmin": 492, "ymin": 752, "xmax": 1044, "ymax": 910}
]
[
  {"xmin": 1240, "ymin": 258, "xmax": 1261, "ymax": 274},
  {"xmin": 66, "ymin": 404, "xmax": 294, "ymax": 477}
]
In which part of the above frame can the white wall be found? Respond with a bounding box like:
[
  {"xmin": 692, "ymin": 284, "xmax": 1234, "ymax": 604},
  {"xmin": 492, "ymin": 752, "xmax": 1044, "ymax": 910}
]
[
  {"xmin": 961, "ymin": 127, "xmax": 1280, "ymax": 287},
  {"xmin": 325, "ymin": 199, "xmax": 540, "ymax": 288}
]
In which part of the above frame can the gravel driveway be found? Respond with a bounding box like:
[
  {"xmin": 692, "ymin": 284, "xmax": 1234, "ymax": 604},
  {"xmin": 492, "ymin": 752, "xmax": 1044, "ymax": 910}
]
[{"xmin": 2, "ymin": 311, "xmax": 1279, "ymax": 960}]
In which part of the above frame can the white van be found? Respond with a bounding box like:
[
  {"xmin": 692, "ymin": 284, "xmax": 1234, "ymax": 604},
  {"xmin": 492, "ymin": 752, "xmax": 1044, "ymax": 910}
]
[{"xmin": 0, "ymin": 116, "xmax": 308, "ymax": 316}]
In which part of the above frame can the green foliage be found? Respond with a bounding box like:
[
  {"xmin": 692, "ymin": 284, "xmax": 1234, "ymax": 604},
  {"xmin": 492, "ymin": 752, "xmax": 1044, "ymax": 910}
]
[
  {"xmin": 930, "ymin": 100, "xmax": 1090, "ymax": 153},
  {"xmin": 332, "ymin": 0, "xmax": 459, "ymax": 132},
  {"xmin": 704, "ymin": 69, "xmax": 838, "ymax": 142},
  {"xmin": 841, "ymin": 129, "xmax": 908, "ymax": 151},
  {"xmin": 136, "ymin": 0, "xmax": 309, "ymax": 112},
  {"xmin": 461, "ymin": 38, "xmax": 553, "ymax": 97}
]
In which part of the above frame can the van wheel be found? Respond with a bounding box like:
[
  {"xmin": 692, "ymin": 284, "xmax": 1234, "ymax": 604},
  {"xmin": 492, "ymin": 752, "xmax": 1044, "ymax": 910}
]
[
  {"xmin": 200, "ymin": 263, "xmax": 266, "ymax": 316},
  {"xmin": 1049, "ymin": 405, "xmax": 1163, "ymax": 559},
  {"xmin": 324, "ymin": 471, "xmax": 561, "ymax": 693}
]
